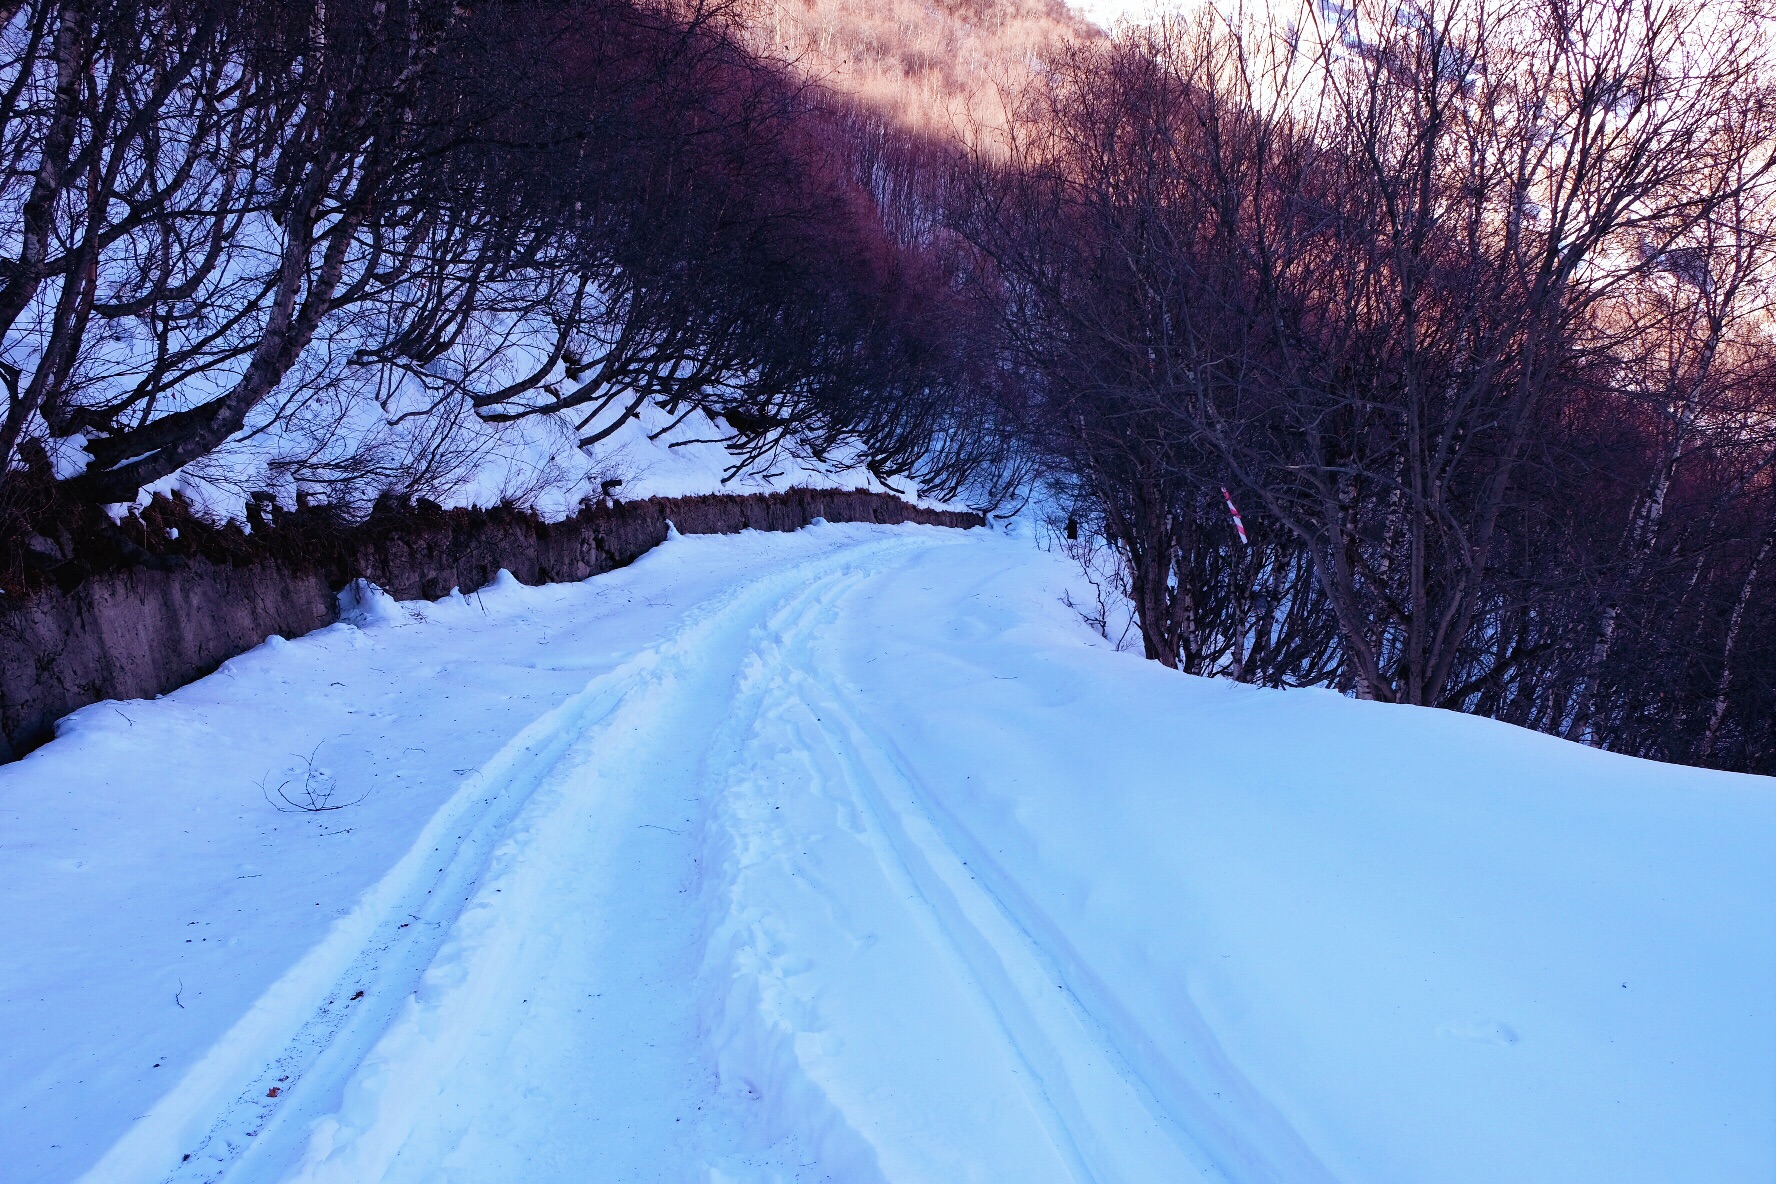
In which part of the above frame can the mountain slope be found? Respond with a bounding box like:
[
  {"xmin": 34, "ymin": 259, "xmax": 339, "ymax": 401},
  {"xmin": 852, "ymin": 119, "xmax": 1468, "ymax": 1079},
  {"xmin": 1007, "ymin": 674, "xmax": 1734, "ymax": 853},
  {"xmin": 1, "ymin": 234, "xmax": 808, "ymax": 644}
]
[{"xmin": 742, "ymin": 0, "xmax": 1098, "ymax": 138}]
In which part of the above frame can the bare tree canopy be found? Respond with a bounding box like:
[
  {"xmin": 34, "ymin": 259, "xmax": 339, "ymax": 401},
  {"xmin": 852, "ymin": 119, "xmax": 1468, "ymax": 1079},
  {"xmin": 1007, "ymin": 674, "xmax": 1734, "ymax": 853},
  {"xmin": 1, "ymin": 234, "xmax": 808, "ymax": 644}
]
[
  {"xmin": 954, "ymin": 0, "xmax": 1776, "ymax": 771},
  {"xmin": 0, "ymin": 0, "xmax": 1014, "ymax": 531}
]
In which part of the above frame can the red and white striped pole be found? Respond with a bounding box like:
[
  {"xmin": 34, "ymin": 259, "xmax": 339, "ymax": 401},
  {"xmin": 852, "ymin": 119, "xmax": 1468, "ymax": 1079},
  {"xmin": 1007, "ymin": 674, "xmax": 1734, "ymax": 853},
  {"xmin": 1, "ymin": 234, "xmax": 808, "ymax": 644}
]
[{"xmin": 1221, "ymin": 486, "xmax": 1249, "ymax": 545}]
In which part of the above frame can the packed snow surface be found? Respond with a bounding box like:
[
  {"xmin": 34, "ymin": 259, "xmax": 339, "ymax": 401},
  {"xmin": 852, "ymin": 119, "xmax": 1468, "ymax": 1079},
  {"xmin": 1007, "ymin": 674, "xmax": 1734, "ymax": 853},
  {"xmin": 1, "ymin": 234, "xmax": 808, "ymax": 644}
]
[{"xmin": 3, "ymin": 524, "xmax": 1773, "ymax": 1184}]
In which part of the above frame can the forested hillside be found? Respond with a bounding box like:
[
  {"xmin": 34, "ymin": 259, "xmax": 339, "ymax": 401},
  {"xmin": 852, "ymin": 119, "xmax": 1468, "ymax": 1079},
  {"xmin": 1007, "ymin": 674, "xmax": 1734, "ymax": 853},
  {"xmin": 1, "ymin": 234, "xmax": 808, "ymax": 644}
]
[
  {"xmin": 4, "ymin": 0, "xmax": 1776, "ymax": 773},
  {"xmin": 740, "ymin": 0, "xmax": 1096, "ymax": 138},
  {"xmin": 0, "ymin": 0, "xmax": 1016, "ymax": 573}
]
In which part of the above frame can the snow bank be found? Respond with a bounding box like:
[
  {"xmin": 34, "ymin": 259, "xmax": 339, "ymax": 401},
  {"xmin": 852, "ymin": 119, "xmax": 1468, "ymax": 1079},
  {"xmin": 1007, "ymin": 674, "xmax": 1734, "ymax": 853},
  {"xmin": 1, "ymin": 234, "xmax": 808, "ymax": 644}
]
[
  {"xmin": 823, "ymin": 534, "xmax": 1776, "ymax": 1183},
  {"xmin": 335, "ymin": 580, "xmax": 406, "ymax": 630}
]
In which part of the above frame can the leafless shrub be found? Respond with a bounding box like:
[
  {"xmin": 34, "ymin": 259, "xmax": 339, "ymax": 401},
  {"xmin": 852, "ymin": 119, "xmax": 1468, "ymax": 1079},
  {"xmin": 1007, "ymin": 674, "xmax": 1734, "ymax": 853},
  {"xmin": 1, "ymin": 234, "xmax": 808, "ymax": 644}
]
[{"xmin": 261, "ymin": 746, "xmax": 369, "ymax": 814}]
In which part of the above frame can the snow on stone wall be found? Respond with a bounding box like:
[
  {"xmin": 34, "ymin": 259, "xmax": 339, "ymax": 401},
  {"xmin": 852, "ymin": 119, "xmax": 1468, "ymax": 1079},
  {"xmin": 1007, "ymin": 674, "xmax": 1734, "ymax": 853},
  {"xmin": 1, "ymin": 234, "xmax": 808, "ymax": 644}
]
[{"xmin": 0, "ymin": 490, "xmax": 981, "ymax": 759}]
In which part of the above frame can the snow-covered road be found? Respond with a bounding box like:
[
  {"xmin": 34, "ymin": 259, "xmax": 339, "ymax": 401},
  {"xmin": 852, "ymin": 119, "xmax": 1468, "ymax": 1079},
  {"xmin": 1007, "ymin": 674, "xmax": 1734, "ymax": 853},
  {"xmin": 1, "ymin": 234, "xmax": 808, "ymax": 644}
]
[{"xmin": 6, "ymin": 524, "xmax": 1776, "ymax": 1184}]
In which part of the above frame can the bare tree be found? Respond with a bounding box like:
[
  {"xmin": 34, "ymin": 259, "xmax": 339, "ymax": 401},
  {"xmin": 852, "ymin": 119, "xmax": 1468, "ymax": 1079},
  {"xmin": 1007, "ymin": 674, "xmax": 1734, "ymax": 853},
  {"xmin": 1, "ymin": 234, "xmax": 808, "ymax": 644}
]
[{"xmin": 955, "ymin": 0, "xmax": 1776, "ymax": 767}]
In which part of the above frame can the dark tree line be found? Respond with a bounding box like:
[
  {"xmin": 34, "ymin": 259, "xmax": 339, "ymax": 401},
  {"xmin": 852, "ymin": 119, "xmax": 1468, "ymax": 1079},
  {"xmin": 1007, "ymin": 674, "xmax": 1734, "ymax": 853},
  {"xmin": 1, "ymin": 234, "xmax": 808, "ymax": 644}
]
[
  {"xmin": 0, "ymin": 0, "xmax": 1008, "ymax": 546},
  {"xmin": 952, "ymin": 0, "xmax": 1776, "ymax": 773}
]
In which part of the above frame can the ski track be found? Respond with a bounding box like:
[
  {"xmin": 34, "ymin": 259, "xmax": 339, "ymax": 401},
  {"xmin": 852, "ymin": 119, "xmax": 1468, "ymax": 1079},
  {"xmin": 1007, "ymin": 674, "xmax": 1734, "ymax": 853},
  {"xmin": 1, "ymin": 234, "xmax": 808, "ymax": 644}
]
[{"xmin": 74, "ymin": 530, "xmax": 1294, "ymax": 1184}]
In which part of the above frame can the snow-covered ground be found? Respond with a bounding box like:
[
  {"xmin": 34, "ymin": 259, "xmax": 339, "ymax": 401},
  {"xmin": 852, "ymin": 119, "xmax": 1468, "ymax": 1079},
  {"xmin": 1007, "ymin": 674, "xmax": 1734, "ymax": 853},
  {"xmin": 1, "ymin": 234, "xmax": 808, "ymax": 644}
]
[
  {"xmin": 4, "ymin": 523, "xmax": 1773, "ymax": 1184},
  {"xmin": 71, "ymin": 400, "xmax": 932, "ymax": 527}
]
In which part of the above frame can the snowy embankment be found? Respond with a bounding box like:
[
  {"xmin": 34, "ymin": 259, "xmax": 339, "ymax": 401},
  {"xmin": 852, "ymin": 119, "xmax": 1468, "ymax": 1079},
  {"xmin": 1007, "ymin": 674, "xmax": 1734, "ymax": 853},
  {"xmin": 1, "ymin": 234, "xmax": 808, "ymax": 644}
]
[
  {"xmin": 107, "ymin": 402, "xmax": 937, "ymax": 526},
  {"xmin": 2, "ymin": 524, "xmax": 1772, "ymax": 1184}
]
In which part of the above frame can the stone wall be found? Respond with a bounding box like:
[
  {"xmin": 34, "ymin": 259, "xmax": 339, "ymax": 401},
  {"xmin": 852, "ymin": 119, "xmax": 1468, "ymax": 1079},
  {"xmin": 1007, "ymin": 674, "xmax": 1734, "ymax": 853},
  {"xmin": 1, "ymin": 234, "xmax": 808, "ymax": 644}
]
[{"xmin": 0, "ymin": 489, "xmax": 981, "ymax": 760}]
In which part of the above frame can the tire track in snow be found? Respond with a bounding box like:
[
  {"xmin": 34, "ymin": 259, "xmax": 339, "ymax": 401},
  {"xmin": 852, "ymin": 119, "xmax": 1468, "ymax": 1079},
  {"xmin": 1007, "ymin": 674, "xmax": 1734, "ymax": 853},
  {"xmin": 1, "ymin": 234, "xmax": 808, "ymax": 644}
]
[
  {"xmin": 706, "ymin": 548, "xmax": 1210, "ymax": 1183},
  {"xmin": 691, "ymin": 552, "xmax": 940, "ymax": 1184},
  {"xmin": 90, "ymin": 660, "xmax": 644, "ymax": 1184},
  {"xmin": 280, "ymin": 540, "xmax": 932, "ymax": 1184},
  {"xmin": 796, "ymin": 592, "xmax": 1340, "ymax": 1184},
  {"xmin": 77, "ymin": 532, "xmax": 931, "ymax": 1184},
  {"xmin": 776, "ymin": 678, "xmax": 1220, "ymax": 1183}
]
